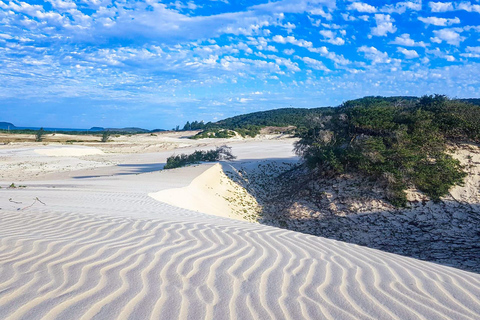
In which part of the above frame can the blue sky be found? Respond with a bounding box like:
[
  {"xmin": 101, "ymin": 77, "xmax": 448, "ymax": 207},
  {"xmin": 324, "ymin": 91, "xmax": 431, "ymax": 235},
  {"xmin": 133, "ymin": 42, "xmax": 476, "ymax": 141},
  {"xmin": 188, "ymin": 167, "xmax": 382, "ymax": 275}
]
[{"xmin": 1, "ymin": 0, "xmax": 480, "ymax": 129}]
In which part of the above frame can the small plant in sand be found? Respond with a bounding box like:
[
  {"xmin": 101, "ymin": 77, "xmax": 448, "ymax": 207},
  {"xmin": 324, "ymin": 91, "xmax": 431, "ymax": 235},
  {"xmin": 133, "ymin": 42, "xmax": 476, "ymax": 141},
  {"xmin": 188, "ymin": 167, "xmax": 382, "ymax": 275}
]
[
  {"xmin": 164, "ymin": 145, "xmax": 236, "ymax": 169},
  {"xmin": 35, "ymin": 128, "xmax": 45, "ymax": 142},
  {"xmin": 101, "ymin": 131, "xmax": 111, "ymax": 142}
]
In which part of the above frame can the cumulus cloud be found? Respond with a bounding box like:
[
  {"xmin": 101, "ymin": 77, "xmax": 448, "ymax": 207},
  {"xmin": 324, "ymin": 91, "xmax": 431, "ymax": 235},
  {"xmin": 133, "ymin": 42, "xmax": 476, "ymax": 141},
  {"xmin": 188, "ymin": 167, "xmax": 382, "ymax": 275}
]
[
  {"xmin": 427, "ymin": 48, "xmax": 456, "ymax": 61},
  {"xmin": 272, "ymin": 35, "xmax": 313, "ymax": 48},
  {"xmin": 358, "ymin": 46, "xmax": 391, "ymax": 63},
  {"xmin": 397, "ymin": 47, "xmax": 419, "ymax": 59},
  {"xmin": 431, "ymin": 28, "xmax": 465, "ymax": 46},
  {"xmin": 418, "ymin": 16, "xmax": 460, "ymax": 26},
  {"xmin": 371, "ymin": 14, "xmax": 397, "ymax": 37},
  {"xmin": 347, "ymin": 2, "xmax": 377, "ymax": 13},
  {"xmin": 429, "ymin": 2, "xmax": 454, "ymax": 12},
  {"xmin": 390, "ymin": 33, "xmax": 427, "ymax": 47},
  {"xmin": 309, "ymin": 7, "xmax": 333, "ymax": 20},
  {"xmin": 309, "ymin": 46, "xmax": 350, "ymax": 65},
  {"xmin": 462, "ymin": 47, "xmax": 480, "ymax": 58},
  {"xmin": 300, "ymin": 56, "xmax": 330, "ymax": 71},
  {"xmin": 381, "ymin": 1, "xmax": 422, "ymax": 14},
  {"xmin": 319, "ymin": 29, "xmax": 345, "ymax": 45}
]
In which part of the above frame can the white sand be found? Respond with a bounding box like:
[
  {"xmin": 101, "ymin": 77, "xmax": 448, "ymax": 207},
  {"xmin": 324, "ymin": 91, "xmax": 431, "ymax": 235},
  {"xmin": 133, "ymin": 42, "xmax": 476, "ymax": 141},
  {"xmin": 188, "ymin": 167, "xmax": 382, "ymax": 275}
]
[
  {"xmin": 34, "ymin": 146, "xmax": 104, "ymax": 157},
  {"xmin": 149, "ymin": 163, "xmax": 259, "ymax": 221},
  {"xmin": 0, "ymin": 137, "xmax": 479, "ymax": 319}
]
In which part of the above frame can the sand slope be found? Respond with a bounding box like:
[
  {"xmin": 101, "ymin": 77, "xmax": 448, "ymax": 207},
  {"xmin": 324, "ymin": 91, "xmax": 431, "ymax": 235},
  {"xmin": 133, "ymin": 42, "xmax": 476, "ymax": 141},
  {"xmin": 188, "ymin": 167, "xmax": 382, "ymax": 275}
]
[{"xmin": 149, "ymin": 163, "xmax": 259, "ymax": 221}]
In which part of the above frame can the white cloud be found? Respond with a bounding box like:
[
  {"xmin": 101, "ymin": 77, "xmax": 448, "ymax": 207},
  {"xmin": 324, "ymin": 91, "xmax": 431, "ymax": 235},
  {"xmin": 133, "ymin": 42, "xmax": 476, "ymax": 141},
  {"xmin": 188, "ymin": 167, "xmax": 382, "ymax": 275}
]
[
  {"xmin": 309, "ymin": 7, "xmax": 333, "ymax": 20},
  {"xmin": 46, "ymin": 0, "xmax": 77, "ymax": 10},
  {"xmin": 301, "ymin": 56, "xmax": 330, "ymax": 71},
  {"xmin": 381, "ymin": 1, "xmax": 422, "ymax": 14},
  {"xmin": 462, "ymin": 46, "xmax": 480, "ymax": 57},
  {"xmin": 431, "ymin": 28, "xmax": 465, "ymax": 46},
  {"xmin": 358, "ymin": 46, "xmax": 391, "ymax": 63},
  {"xmin": 456, "ymin": 2, "xmax": 480, "ymax": 13},
  {"xmin": 283, "ymin": 48, "xmax": 295, "ymax": 55},
  {"xmin": 397, "ymin": 47, "xmax": 419, "ymax": 59},
  {"xmin": 418, "ymin": 16, "xmax": 460, "ymax": 26},
  {"xmin": 309, "ymin": 46, "xmax": 350, "ymax": 65},
  {"xmin": 467, "ymin": 46, "xmax": 480, "ymax": 53},
  {"xmin": 341, "ymin": 13, "xmax": 357, "ymax": 21},
  {"xmin": 429, "ymin": 2, "xmax": 454, "ymax": 12},
  {"xmin": 427, "ymin": 48, "xmax": 456, "ymax": 61},
  {"xmin": 371, "ymin": 14, "xmax": 397, "ymax": 37},
  {"xmin": 347, "ymin": 2, "xmax": 377, "ymax": 13},
  {"xmin": 272, "ymin": 35, "xmax": 313, "ymax": 48},
  {"xmin": 319, "ymin": 30, "xmax": 345, "ymax": 45},
  {"xmin": 390, "ymin": 33, "xmax": 427, "ymax": 47}
]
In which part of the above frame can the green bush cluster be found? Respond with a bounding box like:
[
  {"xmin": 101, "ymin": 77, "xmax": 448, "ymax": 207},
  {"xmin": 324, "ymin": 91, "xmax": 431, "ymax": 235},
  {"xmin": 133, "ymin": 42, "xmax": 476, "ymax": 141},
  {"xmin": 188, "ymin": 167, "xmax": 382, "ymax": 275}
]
[
  {"xmin": 164, "ymin": 146, "xmax": 236, "ymax": 169},
  {"xmin": 295, "ymin": 95, "xmax": 471, "ymax": 206}
]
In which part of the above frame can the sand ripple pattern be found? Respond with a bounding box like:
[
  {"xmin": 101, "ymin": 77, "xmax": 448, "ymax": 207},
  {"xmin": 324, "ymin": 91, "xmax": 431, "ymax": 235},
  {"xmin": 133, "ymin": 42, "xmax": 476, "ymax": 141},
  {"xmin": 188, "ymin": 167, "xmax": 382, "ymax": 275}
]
[{"xmin": 1, "ymin": 207, "xmax": 480, "ymax": 320}]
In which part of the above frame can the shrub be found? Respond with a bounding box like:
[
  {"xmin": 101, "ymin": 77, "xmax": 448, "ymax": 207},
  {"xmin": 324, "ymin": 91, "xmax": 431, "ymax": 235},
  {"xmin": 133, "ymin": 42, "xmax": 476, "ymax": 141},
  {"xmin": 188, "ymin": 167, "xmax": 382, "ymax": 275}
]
[
  {"xmin": 190, "ymin": 128, "xmax": 236, "ymax": 139},
  {"xmin": 164, "ymin": 146, "xmax": 236, "ymax": 169}
]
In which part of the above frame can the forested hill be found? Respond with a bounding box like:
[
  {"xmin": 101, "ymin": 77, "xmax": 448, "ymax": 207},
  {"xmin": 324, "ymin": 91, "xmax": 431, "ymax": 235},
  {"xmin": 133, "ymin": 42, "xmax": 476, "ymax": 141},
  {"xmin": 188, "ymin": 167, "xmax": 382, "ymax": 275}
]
[
  {"xmin": 214, "ymin": 96, "xmax": 479, "ymax": 129},
  {"xmin": 215, "ymin": 107, "xmax": 329, "ymax": 128}
]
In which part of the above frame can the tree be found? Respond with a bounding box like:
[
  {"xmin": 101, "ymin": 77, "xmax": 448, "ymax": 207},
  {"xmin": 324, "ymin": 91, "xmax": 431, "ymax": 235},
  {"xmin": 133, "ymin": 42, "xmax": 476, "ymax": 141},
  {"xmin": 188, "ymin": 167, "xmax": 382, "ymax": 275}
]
[
  {"xmin": 101, "ymin": 130, "xmax": 111, "ymax": 142},
  {"xmin": 35, "ymin": 128, "xmax": 45, "ymax": 142}
]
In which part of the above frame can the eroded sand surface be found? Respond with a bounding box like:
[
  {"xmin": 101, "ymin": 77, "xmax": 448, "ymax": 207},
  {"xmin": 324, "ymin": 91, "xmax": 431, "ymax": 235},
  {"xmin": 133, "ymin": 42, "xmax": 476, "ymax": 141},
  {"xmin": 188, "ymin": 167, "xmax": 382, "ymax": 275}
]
[{"xmin": 1, "ymin": 133, "xmax": 479, "ymax": 319}]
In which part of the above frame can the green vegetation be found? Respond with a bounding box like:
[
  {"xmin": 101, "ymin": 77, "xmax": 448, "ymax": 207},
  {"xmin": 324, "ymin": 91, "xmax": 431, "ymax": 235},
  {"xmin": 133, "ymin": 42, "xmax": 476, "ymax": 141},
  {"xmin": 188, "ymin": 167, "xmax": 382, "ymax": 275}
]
[
  {"xmin": 35, "ymin": 128, "xmax": 45, "ymax": 142},
  {"xmin": 164, "ymin": 146, "xmax": 236, "ymax": 169},
  {"xmin": 294, "ymin": 95, "xmax": 473, "ymax": 206}
]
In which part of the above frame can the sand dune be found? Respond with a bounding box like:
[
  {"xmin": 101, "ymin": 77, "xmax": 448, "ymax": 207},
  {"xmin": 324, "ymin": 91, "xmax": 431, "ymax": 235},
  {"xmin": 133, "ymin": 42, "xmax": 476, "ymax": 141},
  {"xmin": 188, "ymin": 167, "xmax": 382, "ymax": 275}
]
[
  {"xmin": 1, "ymin": 188, "xmax": 480, "ymax": 319},
  {"xmin": 1, "ymin": 139, "xmax": 480, "ymax": 319},
  {"xmin": 149, "ymin": 163, "xmax": 259, "ymax": 221}
]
